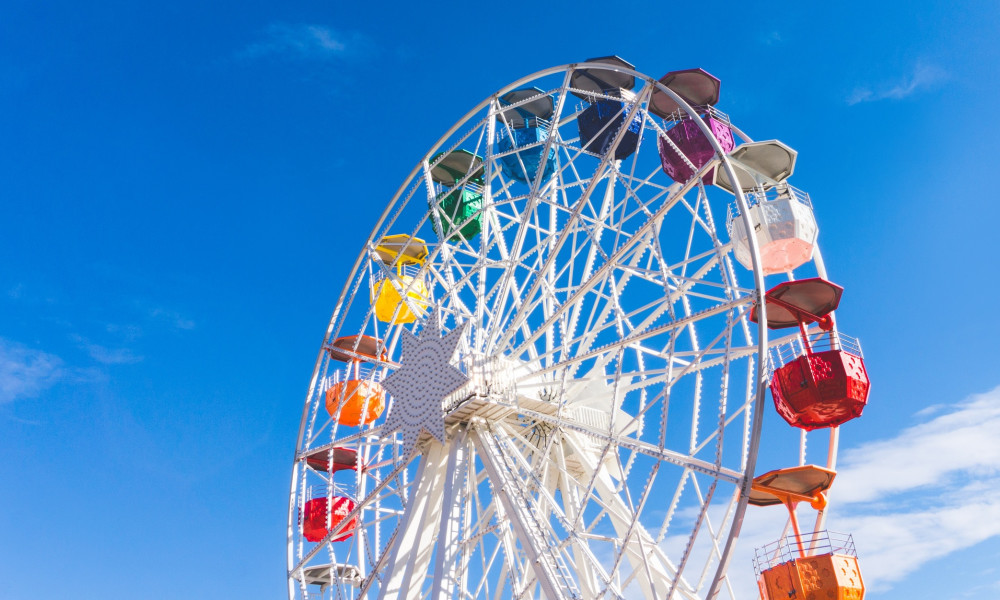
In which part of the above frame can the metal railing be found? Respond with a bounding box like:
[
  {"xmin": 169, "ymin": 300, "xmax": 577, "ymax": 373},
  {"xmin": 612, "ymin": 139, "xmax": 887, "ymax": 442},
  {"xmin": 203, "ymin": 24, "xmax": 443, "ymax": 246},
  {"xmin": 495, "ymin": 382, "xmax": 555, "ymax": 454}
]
[
  {"xmin": 433, "ymin": 179, "xmax": 484, "ymax": 195},
  {"xmin": 370, "ymin": 262, "xmax": 424, "ymax": 285},
  {"xmin": 751, "ymin": 183, "xmax": 814, "ymax": 209},
  {"xmin": 753, "ymin": 530, "xmax": 857, "ymax": 575},
  {"xmin": 574, "ymin": 86, "xmax": 638, "ymax": 113},
  {"xmin": 302, "ymin": 485, "xmax": 355, "ymax": 513},
  {"xmin": 496, "ymin": 116, "xmax": 552, "ymax": 138},
  {"xmin": 450, "ymin": 353, "xmax": 517, "ymax": 405},
  {"xmin": 771, "ymin": 332, "xmax": 864, "ymax": 367},
  {"xmin": 660, "ymin": 104, "xmax": 732, "ymax": 126},
  {"xmin": 726, "ymin": 183, "xmax": 813, "ymax": 234},
  {"xmin": 322, "ymin": 366, "xmax": 383, "ymax": 388}
]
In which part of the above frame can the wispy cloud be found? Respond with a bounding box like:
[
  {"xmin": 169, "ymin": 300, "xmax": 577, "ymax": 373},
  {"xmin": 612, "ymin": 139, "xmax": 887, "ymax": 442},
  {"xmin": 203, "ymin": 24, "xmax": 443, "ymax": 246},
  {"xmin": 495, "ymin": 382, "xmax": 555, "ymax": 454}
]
[
  {"xmin": 831, "ymin": 386, "xmax": 1000, "ymax": 588},
  {"xmin": 71, "ymin": 334, "xmax": 143, "ymax": 365},
  {"xmin": 105, "ymin": 322, "xmax": 144, "ymax": 341},
  {"xmin": 149, "ymin": 307, "xmax": 195, "ymax": 331},
  {"xmin": 241, "ymin": 23, "xmax": 370, "ymax": 61},
  {"xmin": 840, "ymin": 497, "xmax": 1000, "ymax": 590},
  {"xmin": 0, "ymin": 338, "xmax": 64, "ymax": 403},
  {"xmin": 835, "ymin": 389, "xmax": 1000, "ymax": 505},
  {"xmin": 847, "ymin": 63, "xmax": 948, "ymax": 105},
  {"xmin": 760, "ymin": 31, "xmax": 783, "ymax": 46}
]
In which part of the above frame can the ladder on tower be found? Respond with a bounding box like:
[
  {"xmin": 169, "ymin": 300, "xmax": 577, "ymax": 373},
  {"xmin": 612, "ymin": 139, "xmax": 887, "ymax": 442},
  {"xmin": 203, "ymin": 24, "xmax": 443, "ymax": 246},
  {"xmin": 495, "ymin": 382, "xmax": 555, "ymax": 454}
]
[{"xmin": 473, "ymin": 421, "xmax": 581, "ymax": 600}]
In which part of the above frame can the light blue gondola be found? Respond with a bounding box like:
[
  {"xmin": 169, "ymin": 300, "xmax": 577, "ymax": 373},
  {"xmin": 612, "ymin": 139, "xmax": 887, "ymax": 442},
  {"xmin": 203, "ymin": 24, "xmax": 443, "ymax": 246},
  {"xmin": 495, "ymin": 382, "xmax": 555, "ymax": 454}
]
[{"xmin": 496, "ymin": 87, "xmax": 556, "ymax": 185}]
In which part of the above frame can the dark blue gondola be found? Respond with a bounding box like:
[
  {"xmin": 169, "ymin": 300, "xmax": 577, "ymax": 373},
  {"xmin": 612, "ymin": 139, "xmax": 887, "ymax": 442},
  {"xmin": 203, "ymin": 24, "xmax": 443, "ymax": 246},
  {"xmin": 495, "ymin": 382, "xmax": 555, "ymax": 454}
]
[{"xmin": 572, "ymin": 56, "xmax": 643, "ymax": 161}]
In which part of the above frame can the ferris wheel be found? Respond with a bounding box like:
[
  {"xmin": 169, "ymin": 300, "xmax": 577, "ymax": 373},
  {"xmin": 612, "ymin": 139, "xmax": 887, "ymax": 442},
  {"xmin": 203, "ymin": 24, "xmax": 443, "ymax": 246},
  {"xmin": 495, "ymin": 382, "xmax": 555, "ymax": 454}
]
[{"xmin": 286, "ymin": 58, "xmax": 870, "ymax": 600}]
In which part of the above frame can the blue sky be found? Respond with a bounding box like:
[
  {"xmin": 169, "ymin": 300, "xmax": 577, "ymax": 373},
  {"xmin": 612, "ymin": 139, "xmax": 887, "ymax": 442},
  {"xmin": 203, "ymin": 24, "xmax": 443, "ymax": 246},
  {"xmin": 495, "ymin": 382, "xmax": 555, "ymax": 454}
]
[{"xmin": 2, "ymin": 1, "xmax": 999, "ymax": 598}]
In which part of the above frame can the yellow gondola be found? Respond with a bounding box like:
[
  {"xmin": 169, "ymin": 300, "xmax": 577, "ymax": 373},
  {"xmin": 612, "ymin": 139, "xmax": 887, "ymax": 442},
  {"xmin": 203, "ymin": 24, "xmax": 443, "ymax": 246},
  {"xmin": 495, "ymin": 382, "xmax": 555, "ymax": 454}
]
[{"xmin": 370, "ymin": 234, "xmax": 431, "ymax": 324}]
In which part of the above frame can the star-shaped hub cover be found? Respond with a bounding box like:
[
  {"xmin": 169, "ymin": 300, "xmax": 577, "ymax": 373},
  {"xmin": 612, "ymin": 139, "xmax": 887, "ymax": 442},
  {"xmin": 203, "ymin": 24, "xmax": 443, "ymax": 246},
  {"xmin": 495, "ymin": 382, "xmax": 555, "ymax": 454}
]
[{"xmin": 381, "ymin": 312, "xmax": 469, "ymax": 458}]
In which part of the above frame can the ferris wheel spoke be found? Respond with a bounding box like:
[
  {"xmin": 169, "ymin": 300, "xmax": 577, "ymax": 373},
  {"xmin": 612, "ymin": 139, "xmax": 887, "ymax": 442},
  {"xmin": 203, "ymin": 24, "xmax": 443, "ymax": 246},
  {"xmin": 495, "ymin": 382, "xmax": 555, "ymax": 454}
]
[
  {"xmin": 664, "ymin": 474, "xmax": 721, "ymax": 599},
  {"xmin": 514, "ymin": 405, "xmax": 740, "ymax": 484},
  {"xmin": 692, "ymin": 488, "xmax": 741, "ymax": 592},
  {"xmin": 559, "ymin": 254, "xmax": 732, "ymax": 390},
  {"xmin": 494, "ymin": 87, "xmax": 654, "ymax": 355},
  {"xmin": 478, "ymin": 71, "xmax": 575, "ymax": 353},
  {"xmin": 493, "ymin": 172, "xmax": 670, "ymax": 368},
  {"xmin": 680, "ymin": 197, "xmax": 718, "ymax": 246},
  {"xmin": 632, "ymin": 313, "xmax": 739, "ymax": 394},
  {"xmin": 559, "ymin": 432, "xmax": 702, "ymax": 600},
  {"xmin": 496, "ymin": 422, "xmax": 628, "ymax": 599},
  {"xmin": 488, "ymin": 194, "xmax": 569, "ymax": 305},
  {"xmin": 500, "ymin": 206, "xmax": 621, "ymax": 358},
  {"xmin": 305, "ymin": 420, "xmax": 388, "ymax": 451},
  {"xmin": 623, "ymin": 328, "xmax": 805, "ymax": 382},
  {"xmin": 525, "ymin": 295, "xmax": 747, "ymax": 385},
  {"xmin": 503, "ymin": 175, "xmax": 715, "ymax": 362},
  {"xmin": 478, "ymin": 238, "xmax": 551, "ymax": 358},
  {"xmin": 608, "ymin": 171, "xmax": 678, "ymax": 241},
  {"xmin": 510, "ymin": 229, "xmax": 652, "ymax": 371}
]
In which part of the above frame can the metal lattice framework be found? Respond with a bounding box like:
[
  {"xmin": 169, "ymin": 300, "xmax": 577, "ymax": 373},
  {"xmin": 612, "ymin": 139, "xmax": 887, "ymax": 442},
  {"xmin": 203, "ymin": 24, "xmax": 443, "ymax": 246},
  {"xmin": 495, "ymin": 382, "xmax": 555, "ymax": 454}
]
[{"xmin": 286, "ymin": 63, "xmax": 835, "ymax": 600}]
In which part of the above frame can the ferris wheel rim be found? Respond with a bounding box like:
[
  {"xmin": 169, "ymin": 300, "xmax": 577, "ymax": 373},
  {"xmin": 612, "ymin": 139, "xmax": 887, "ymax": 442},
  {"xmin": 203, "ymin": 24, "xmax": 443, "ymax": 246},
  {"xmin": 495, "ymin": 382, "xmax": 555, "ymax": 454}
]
[{"xmin": 287, "ymin": 61, "xmax": 782, "ymax": 600}]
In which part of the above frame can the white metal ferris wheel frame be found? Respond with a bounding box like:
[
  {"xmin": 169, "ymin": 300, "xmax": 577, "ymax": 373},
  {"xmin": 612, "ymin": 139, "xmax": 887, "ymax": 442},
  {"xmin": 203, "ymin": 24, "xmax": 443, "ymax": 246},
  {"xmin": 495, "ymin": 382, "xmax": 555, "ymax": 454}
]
[{"xmin": 286, "ymin": 63, "xmax": 842, "ymax": 600}]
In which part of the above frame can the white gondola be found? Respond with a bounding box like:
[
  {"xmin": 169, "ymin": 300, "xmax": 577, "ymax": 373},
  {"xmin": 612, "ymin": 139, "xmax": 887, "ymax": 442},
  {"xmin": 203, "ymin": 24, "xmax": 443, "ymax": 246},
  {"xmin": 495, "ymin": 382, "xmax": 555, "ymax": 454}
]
[{"xmin": 728, "ymin": 183, "xmax": 819, "ymax": 275}]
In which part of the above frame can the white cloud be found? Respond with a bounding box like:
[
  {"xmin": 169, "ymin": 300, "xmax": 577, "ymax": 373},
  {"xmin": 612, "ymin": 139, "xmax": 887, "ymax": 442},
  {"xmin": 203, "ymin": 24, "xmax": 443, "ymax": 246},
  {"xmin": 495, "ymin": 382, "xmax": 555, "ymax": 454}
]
[
  {"xmin": 834, "ymin": 390, "xmax": 1000, "ymax": 504},
  {"xmin": 71, "ymin": 334, "xmax": 143, "ymax": 365},
  {"xmin": 828, "ymin": 386, "xmax": 1000, "ymax": 589},
  {"xmin": 847, "ymin": 63, "xmax": 948, "ymax": 105},
  {"xmin": 726, "ymin": 386, "xmax": 1000, "ymax": 596},
  {"xmin": 241, "ymin": 23, "xmax": 368, "ymax": 61},
  {"xmin": 85, "ymin": 345, "xmax": 143, "ymax": 365},
  {"xmin": 0, "ymin": 338, "xmax": 64, "ymax": 403},
  {"xmin": 840, "ymin": 494, "xmax": 1000, "ymax": 589}
]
